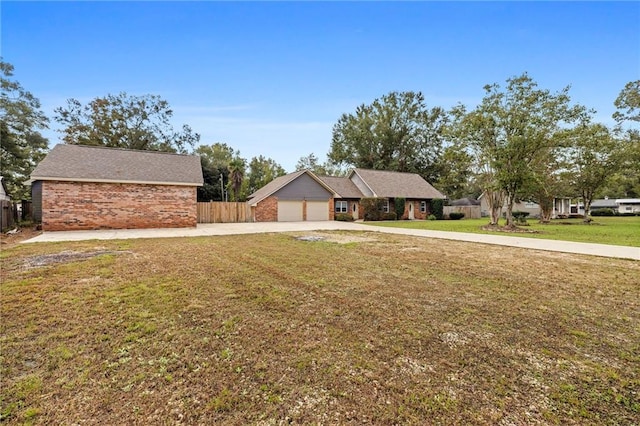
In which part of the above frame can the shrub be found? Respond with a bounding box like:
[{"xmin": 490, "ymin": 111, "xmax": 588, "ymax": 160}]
[
  {"xmin": 512, "ymin": 210, "xmax": 530, "ymax": 225},
  {"xmin": 394, "ymin": 197, "xmax": 405, "ymax": 219},
  {"xmin": 430, "ymin": 199, "xmax": 444, "ymax": 220},
  {"xmin": 512, "ymin": 211, "xmax": 530, "ymax": 219},
  {"xmin": 448, "ymin": 212, "xmax": 465, "ymax": 220},
  {"xmin": 428, "ymin": 214, "xmax": 437, "ymax": 221},
  {"xmin": 361, "ymin": 197, "xmax": 386, "ymax": 221},
  {"xmin": 335, "ymin": 213, "xmax": 354, "ymax": 222},
  {"xmin": 590, "ymin": 208, "xmax": 615, "ymax": 217},
  {"xmin": 381, "ymin": 212, "xmax": 397, "ymax": 221}
]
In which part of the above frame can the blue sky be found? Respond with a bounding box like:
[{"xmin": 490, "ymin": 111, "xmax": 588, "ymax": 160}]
[{"xmin": 2, "ymin": 1, "xmax": 639, "ymax": 172}]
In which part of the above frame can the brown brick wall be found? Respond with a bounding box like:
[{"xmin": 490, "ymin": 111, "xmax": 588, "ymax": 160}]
[
  {"xmin": 41, "ymin": 181, "xmax": 197, "ymax": 231},
  {"xmin": 254, "ymin": 196, "xmax": 278, "ymax": 222}
]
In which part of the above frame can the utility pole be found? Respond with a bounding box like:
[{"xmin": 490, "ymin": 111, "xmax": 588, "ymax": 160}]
[{"xmin": 219, "ymin": 174, "xmax": 224, "ymax": 202}]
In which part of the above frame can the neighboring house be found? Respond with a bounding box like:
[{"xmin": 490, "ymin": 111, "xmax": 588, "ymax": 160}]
[
  {"xmin": 450, "ymin": 197, "xmax": 480, "ymax": 206},
  {"xmin": 615, "ymin": 199, "xmax": 640, "ymax": 214},
  {"xmin": 29, "ymin": 144, "xmax": 203, "ymax": 231},
  {"xmin": 478, "ymin": 193, "xmax": 541, "ymax": 218},
  {"xmin": 552, "ymin": 197, "xmax": 572, "ymax": 218},
  {"xmin": 247, "ymin": 168, "xmax": 445, "ymax": 222},
  {"xmin": 589, "ymin": 198, "xmax": 618, "ymax": 213},
  {"xmin": 0, "ymin": 177, "xmax": 10, "ymax": 201},
  {"xmin": 478, "ymin": 193, "xmax": 571, "ymax": 219}
]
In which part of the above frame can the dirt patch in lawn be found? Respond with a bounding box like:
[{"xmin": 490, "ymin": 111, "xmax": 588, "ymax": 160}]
[
  {"xmin": 19, "ymin": 249, "xmax": 132, "ymax": 269},
  {"xmin": 1, "ymin": 232, "xmax": 638, "ymax": 425},
  {"xmin": 291, "ymin": 231, "xmax": 378, "ymax": 244}
]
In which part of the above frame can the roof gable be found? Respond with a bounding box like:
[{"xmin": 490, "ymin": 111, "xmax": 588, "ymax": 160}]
[
  {"xmin": 350, "ymin": 168, "xmax": 444, "ymax": 199},
  {"xmin": 248, "ymin": 170, "xmax": 336, "ymax": 206},
  {"xmin": 316, "ymin": 176, "xmax": 363, "ymax": 198},
  {"xmin": 30, "ymin": 144, "xmax": 203, "ymax": 186}
]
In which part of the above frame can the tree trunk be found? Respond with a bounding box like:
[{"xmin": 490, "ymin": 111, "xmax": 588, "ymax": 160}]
[
  {"xmin": 583, "ymin": 199, "xmax": 593, "ymax": 224},
  {"xmin": 486, "ymin": 189, "xmax": 504, "ymax": 226},
  {"xmin": 504, "ymin": 192, "xmax": 516, "ymax": 228},
  {"xmin": 538, "ymin": 195, "xmax": 553, "ymax": 224}
]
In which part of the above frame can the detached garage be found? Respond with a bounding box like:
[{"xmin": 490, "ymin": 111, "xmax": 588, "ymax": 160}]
[
  {"xmin": 30, "ymin": 144, "xmax": 203, "ymax": 231},
  {"xmin": 248, "ymin": 170, "xmax": 336, "ymax": 222}
]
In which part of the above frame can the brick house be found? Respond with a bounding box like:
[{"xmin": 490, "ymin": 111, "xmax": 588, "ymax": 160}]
[
  {"xmin": 247, "ymin": 170, "xmax": 338, "ymax": 222},
  {"xmin": 248, "ymin": 168, "xmax": 444, "ymax": 222},
  {"xmin": 30, "ymin": 144, "xmax": 203, "ymax": 231}
]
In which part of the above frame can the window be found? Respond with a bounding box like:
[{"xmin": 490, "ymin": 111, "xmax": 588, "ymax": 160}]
[
  {"xmin": 383, "ymin": 200, "xmax": 389, "ymax": 213},
  {"xmin": 335, "ymin": 200, "xmax": 348, "ymax": 213},
  {"xmin": 420, "ymin": 201, "xmax": 427, "ymax": 213}
]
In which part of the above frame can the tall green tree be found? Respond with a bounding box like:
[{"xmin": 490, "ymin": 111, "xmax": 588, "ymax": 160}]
[
  {"xmin": 449, "ymin": 104, "xmax": 505, "ymax": 225},
  {"xmin": 613, "ymin": 80, "xmax": 640, "ymax": 124},
  {"xmin": 524, "ymin": 141, "xmax": 572, "ymax": 223},
  {"xmin": 0, "ymin": 60, "xmax": 49, "ymax": 200},
  {"xmin": 561, "ymin": 123, "xmax": 620, "ymax": 222},
  {"xmin": 194, "ymin": 143, "xmax": 237, "ymax": 202},
  {"xmin": 247, "ymin": 155, "xmax": 285, "ymax": 195},
  {"xmin": 228, "ymin": 156, "xmax": 247, "ymax": 201},
  {"xmin": 608, "ymin": 80, "xmax": 640, "ymax": 198},
  {"xmin": 296, "ymin": 153, "xmax": 347, "ymax": 176},
  {"xmin": 295, "ymin": 153, "xmax": 328, "ymax": 174},
  {"xmin": 454, "ymin": 74, "xmax": 585, "ymax": 227},
  {"xmin": 433, "ymin": 143, "xmax": 473, "ymax": 200},
  {"xmin": 54, "ymin": 92, "xmax": 199, "ymax": 153},
  {"xmin": 328, "ymin": 91, "xmax": 448, "ymax": 183}
]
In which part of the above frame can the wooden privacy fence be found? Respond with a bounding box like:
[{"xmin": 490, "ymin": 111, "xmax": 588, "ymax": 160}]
[
  {"xmin": 1, "ymin": 200, "xmax": 15, "ymax": 231},
  {"xmin": 197, "ymin": 202, "xmax": 252, "ymax": 223},
  {"xmin": 444, "ymin": 205, "xmax": 481, "ymax": 219}
]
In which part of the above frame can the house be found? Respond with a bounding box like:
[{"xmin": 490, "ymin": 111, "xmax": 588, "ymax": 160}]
[
  {"xmin": 247, "ymin": 168, "xmax": 445, "ymax": 222},
  {"xmin": 589, "ymin": 198, "xmax": 619, "ymax": 213},
  {"xmin": 615, "ymin": 199, "xmax": 640, "ymax": 214},
  {"xmin": 478, "ymin": 193, "xmax": 571, "ymax": 219},
  {"xmin": 450, "ymin": 197, "xmax": 480, "ymax": 206},
  {"xmin": 247, "ymin": 170, "xmax": 337, "ymax": 222},
  {"xmin": 0, "ymin": 177, "xmax": 10, "ymax": 201},
  {"xmin": 478, "ymin": 193, "xmax": 541, "ymax": 218},
  {"xmin": 29, "ymin": 144, "xmax": 203, "ymax": 231}
]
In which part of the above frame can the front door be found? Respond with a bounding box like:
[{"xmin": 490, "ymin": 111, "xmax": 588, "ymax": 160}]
[
  {"xmin": 352, "ymin": 202, "xmax": 359, "ymax": 220},
  {"xmin": 408, "ymin": 202, "xmax": 414, "ymax": 220}
]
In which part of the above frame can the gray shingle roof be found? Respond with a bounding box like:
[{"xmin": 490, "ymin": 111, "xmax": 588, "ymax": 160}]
[
  {"xmin": 450, "ymin": 197, "xmax": 480, "ymax": 206},
  {"xmin": 316, "ymin": 176, "xmax": 363, "ymax": 198},
  {"xmin": 351, "ymin": 169, "xmax": 445, "ymax": 199},
  {"xmin": 247, "ymin": 170, "xmax": 306, "ymax": 205},
  {"xmin": 30, "ymin": 144, "xmax": 203, "ymax": 186},
  {"xmin": 591, "ymin": 199, "xmax": 618, "ymax": 208}
]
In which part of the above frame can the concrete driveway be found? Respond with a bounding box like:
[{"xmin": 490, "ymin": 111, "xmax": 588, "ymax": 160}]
[{"xmin": 23, "ymin": 221, "xmax": 640, "ymax": 261}]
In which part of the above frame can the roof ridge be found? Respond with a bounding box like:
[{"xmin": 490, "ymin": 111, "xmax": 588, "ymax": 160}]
[
  {"xmin": 60, "ymin": 144, "xmax": 197, "ymax": 157},
  {"xmin": 355, "ymin": 168, "xmax": 420, "ymax": 176}
]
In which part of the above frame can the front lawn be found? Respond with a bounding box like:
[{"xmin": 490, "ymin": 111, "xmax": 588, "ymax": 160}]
[
  {"xmin": 1, "ymin": 232, "xmax": 638, "ymax": 424},
  {"xmin": 367, "ymin": 216, "xmax": 640, "ymax": 247}
]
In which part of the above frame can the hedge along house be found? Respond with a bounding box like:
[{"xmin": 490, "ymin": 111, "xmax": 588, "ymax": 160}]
[
  {"xmin": 30, "ymin": 144, "xmax": 203, "ymax": 231},
  {"xmin": 247, "ymin": 170, "xmax": 338, "ymax": 222},
  {"xmin": 248, "ymin": 168, "xmax": 445, "ymax": 222}
]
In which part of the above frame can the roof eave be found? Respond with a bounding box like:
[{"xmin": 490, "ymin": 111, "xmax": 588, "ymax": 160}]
[{"xmin": 29, "ymin": 176, "xmax": 204, "ymax": 187}]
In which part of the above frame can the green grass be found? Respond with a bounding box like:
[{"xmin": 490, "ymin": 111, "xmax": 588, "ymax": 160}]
[{"xmin": 366, "ymin": 216, "xmax": 640, "ymax": 247}]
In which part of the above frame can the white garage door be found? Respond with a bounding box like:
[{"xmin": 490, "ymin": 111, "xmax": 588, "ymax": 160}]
[
  {"xmin": 306, "ymin": 201, "xmax": 329, "ymax": 221},
  {"xmin": 277, "ymin": 201, "xmax": 303, "ymax": 222}
]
